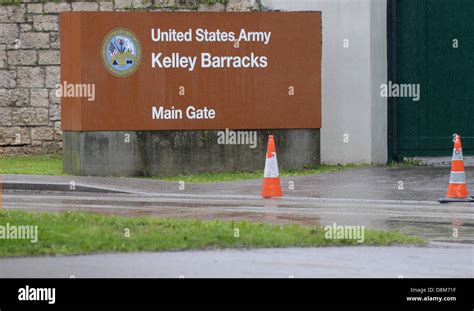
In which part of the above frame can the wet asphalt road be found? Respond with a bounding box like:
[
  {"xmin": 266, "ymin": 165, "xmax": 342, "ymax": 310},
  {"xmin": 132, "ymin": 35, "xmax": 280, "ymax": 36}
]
[
  {"xmin": 2, "ymin": 166, "xmax": 470, "ymax": 201},
  {"xmin": 1, "ymin": 191, "xmax": 473, "ymax": 243},
  {"xmin": 2, "ymin": 166, "xmax": 474, "ymax": 243},
  {"xmin": 1, "ymin": 167, "xmax": 473, "ymax": 278},
  {"xmin": 0, "ymin": 244, "xmax": 472, "ymax": 278}
]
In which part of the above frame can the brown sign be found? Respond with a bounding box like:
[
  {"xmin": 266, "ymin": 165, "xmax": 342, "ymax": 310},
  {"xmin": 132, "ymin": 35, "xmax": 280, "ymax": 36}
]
[{"xmin": 60, "ymin": 12, "xmax": 321, "ymax": 131}]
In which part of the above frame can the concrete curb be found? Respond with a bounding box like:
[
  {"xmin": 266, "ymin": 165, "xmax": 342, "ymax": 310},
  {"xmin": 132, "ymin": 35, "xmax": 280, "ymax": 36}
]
[{"xmin": 1, "ymin": 182, "xmax": 129, "ymax": 194}]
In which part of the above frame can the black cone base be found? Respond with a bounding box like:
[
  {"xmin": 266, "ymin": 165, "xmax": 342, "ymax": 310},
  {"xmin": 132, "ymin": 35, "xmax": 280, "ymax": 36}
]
[{"xmin": 438, "ymin": 196, "xmax": 474, "ymax": 203}]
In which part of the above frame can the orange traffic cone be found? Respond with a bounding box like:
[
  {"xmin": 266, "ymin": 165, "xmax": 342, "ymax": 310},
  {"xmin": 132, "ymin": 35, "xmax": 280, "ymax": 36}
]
[
  {"xmin": 439, "ymin": 134, "xmax": 474, "ymax": 203},
  {"xmin": 261, "ymin": 135, "xmax": 282, "ymax": 198}
]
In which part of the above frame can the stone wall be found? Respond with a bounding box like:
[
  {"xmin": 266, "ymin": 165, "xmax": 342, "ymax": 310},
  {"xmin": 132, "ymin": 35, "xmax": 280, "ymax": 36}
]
[{"xmin": 0, "ymin": 0, "xmax": 258, "ymax": 155}]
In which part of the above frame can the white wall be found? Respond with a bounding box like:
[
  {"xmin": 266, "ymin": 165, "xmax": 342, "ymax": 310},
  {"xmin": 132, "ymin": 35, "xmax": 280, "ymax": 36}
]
[{"xmin": 261, "ymin": 0, "xmax": 388, "ymax": 164}]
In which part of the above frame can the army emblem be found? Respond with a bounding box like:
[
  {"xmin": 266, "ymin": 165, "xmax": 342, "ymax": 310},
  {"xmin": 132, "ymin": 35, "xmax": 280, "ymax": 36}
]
[{"xmin": 102, "ymin": 28, "xmax": 141, "ymax": 77}]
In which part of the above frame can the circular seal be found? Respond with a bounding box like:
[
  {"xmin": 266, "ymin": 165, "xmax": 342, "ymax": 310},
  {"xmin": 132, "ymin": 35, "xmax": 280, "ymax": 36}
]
[{"xmin": 101, "ymin": 28, "xmax": 141, "ymax": 77}]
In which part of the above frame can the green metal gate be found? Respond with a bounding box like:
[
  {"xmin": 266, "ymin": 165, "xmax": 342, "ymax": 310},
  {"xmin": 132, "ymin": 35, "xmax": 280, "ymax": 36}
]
[{"xmin": 389, "ymin": 0, "xmax": 474, "ymax": 158}]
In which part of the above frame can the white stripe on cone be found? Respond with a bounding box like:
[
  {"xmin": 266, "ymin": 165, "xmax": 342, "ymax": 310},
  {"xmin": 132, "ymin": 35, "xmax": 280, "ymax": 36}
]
[
  {"xmin": 263, "ymin": 153, "xmax": 279, "ymax": 178},
  {"xmin": 449, "ymin": 171, "xmax": 466, "ymax": 184},
  {"xmin": 452, "ymin": 150, "xmax": 463, "ymax": 160}
]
